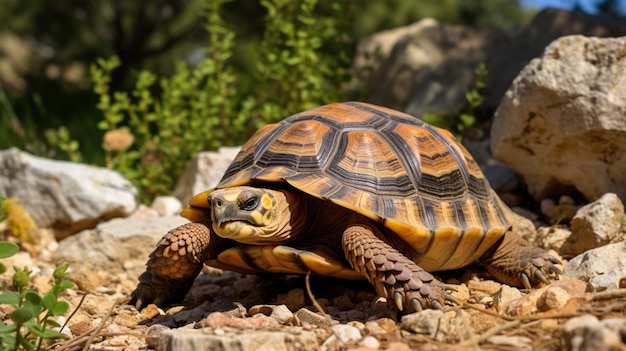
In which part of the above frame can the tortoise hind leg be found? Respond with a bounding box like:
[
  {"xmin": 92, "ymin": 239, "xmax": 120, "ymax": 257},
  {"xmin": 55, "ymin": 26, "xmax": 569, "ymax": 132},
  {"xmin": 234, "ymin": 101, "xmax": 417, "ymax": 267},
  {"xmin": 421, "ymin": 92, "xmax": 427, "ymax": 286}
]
[
  {"xmin": 479, "ymin": 231, "xmax": 562, "ymax": 289},
  {"xmin": 341, "ymin": 213, "xmax": 447, "ymax": 312},
  {"xmin": 130, "ymin": 222, "xmax": 214, "ymax": 309}
]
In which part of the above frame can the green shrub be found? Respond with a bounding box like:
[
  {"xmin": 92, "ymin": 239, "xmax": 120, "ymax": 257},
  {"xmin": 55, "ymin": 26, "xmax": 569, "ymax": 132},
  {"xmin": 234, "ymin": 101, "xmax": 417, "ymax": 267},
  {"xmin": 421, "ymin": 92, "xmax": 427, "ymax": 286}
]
[
  {"xmin": 0, "ymin": 196, "xmax": 75, "ymax": 351},
  {"xmin": 423, "ymin": 62, "xmax": 487, "ymax": 141},
  {"xmin": 91, "ymin": 0, "xmax": 352, "ymax": 203}
]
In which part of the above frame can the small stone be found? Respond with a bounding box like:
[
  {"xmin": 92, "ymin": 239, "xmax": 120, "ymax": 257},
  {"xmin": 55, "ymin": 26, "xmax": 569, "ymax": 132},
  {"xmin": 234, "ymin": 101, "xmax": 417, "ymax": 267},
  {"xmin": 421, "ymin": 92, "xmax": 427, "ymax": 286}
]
[
  {"xmin": 270, "ymin": 305, "xmax": 294, "ymax": 325},
  {"xmin": 537, "ymin": 286, "xmax": 570, "ymax": 312},
  {"xmin": 493, "ymin": 285, "xmax": 523, "ymax": 313},
  {"xmin": 139, "ymin": 304, "xmax": 162, "ymax": 321},
  {"xmin": 145, "ymin": 324, "xmax": 170, "ymax": 349},
  {"xmin": 400, "ymin": 310, "xmax": 446, "ymax": 338},
  {"xmin": 561, "ymin": 315, "xmax": 626, "ymax": 351},
  {"xmin": 564, "ymin": 241, "xmax": 626, "ymax": 291},
  {"xmin": 331, "ymin": 324, "xmax": 362, "ymax": 344},
  {"xmin": 203, "ymin": 312, "xmax": 278, "ymax": 329},
  {"xmin": 365, "ymin": 318, "xmax": 397, "ymax": 336},
  {"xmin": 294, "ymin": 308, "xmax": 333, "ymax": 327},
  {"xmin": 359, "ymin": 336, "xmax": 380, "ymax": 349},
  {"xmin": 468, "ymin": 279, "xmax": 502, "ymax": 295}
]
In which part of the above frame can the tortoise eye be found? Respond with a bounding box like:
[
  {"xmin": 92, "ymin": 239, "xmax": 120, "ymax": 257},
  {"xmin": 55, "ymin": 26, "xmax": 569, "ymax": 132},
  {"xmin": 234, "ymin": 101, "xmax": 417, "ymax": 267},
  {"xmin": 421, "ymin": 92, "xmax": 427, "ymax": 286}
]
[
  {"xmin": 214, "ymin": 200, "xmax": 223, "ymax": 208},
  {"xmin": 241, "ymin": 197, "xmax": 259, "ymax": 211}
]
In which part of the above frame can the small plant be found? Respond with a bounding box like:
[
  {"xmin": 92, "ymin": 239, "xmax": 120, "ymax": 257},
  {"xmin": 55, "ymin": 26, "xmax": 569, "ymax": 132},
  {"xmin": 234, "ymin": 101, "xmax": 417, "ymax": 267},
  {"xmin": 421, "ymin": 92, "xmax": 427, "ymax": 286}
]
[
  {"xmin": 91, "ymin": 0, "xmax": 352, "ymax": 203},
  {"xmin": 1, "ymin": 198, "xmax": 38, "ymax": 244},
  {"xmin": 0, "ymin": 195, "xmax": 75, "ymax": 351},
  {"xmin": 423, "ymin": 62, "xmax": 488, "ymax": 141}
]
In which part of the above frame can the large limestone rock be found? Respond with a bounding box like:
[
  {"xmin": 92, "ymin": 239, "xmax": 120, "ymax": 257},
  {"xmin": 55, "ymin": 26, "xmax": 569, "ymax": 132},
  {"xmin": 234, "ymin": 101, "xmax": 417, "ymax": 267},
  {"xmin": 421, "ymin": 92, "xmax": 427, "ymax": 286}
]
[
  {"xmin": 0, "ymin": 148, "xmax": 138, "ymax": 237},
  {"xmin": 173, "ymin": 147, "xmax": 240, "ymax": 205},
  {"xmin": 491, "ymin": 35, "xmax": 626, "ymax": 201},
  {"xmin": 354, "ymin": 8, "xmax": 626, "ymax": 118},
  {"xmin": 53, "ymin": 215, "xmax": 188, "ymax": 268}
]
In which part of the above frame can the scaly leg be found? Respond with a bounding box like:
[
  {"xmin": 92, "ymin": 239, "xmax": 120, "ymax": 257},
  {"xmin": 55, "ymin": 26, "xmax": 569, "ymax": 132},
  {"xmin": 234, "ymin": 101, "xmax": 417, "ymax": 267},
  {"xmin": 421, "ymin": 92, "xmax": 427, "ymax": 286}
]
[
  {"xmin": 130, "ymin": 222, "xmax": 215, "ymax": 309},
  {"xmin": 342, "ymin": 214, "xmax": 447, "ymax": 312},
  {"xmin": 480, "ymin": 231, "xmax": 561, "ymax": 289}
]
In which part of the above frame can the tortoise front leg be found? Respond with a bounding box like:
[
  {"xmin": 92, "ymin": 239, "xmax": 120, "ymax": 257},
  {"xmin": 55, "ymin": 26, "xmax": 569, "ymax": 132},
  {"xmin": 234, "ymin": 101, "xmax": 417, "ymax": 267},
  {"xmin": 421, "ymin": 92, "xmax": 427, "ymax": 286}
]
[
  {"xmin": 479, "ymin": 231, "xmax": 562, "ymax": 289},
  {"xmin": 130, "ymin": 222, "xmax": 213, "ymax": 309},
  {"xmin": 341, "ymin": 214, "xmax": 447, "ymax": 312}
]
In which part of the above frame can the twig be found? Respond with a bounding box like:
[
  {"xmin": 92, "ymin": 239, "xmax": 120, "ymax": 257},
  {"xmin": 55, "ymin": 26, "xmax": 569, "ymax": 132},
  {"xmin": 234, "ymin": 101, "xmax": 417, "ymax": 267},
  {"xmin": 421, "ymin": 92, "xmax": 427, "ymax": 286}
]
[
  {"xmin": 457, "ymin": 319, "xmax": 522, "ymax": 347},
  {"xmin": 61, "ymin": 293, "xmax": 87, "ymax": 332},
  {"xmin": 81, "ymin": 298, "xmax": 119, "ymax": 351},
  {"xmin": 591, "ymin": 288, "xmax": 626, "ymax": 301},
  {"xmin": 305, "ymin": 271, "xmax": 327, "ymax": 317}
]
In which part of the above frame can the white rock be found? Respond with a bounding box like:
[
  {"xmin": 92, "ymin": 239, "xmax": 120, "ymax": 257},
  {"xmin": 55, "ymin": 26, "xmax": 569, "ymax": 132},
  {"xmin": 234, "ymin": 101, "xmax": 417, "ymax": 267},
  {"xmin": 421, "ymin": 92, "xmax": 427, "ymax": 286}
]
[
  {"xmin": 330, "ymin": 324, "xmax": 362, "ymax": 344},
  {"xmin": 561, "ymin": 315, "xmax": 626, "ymax": 351},
  {"xmin": 151, "ymin": 196, "xmax": 183, "ymax": 217},
  {"xmin": 564, "ymin": 241, "xmax": 626, "ymax": 291},
  {"xmin": 0, "ymin": 148, "xmax": 138, "ymax": 237},
  {"xmin": 561, "ymin": 193, "xmax": 625, "ymax": 256},
  {"xmin": 491, "ymin": 35, "xmax": 626, "ymax": 201},
  {"xmin": 52, "ymin": 215, "xmax": 188, "ymax": 268},
  {"xmin": 173, "ymin": 147, "xmax": 241, "ymax": 206},
  {"xmin": 400, "ymin": 309, "xmax": 447, "ymax": 340},
  {"xmin": 158, "ymin": 328, "xmax": 319, "ymax": 351}
]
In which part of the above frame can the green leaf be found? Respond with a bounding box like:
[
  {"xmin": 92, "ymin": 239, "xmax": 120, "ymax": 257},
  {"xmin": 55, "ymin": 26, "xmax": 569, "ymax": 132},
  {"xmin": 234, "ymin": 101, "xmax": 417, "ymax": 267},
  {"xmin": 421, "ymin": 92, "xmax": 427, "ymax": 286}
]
[
  {"xmin": 10, "ymin": 307, "xmax": 34, "ymax": 325},
  {"xmin": 16, "ymin": 333, "xmax": 35, "ymax": 351},
  {"xmin": 0, "ymin": 292, "xmax": 20, "ymax": 305},
  {"xmin": 51, "ymin": 301, "xmax": 70, "ymax": 315},
  {"xmin": 0, "ymin": 322, "xmax": 17, "ymax": 334},
  {"xmin": 0, "ymin": 242, "xmax": 19, "ymax": 258},
  {"xmin": 42, "ymin": 292, "xmax": 57, "ymax": 310}
]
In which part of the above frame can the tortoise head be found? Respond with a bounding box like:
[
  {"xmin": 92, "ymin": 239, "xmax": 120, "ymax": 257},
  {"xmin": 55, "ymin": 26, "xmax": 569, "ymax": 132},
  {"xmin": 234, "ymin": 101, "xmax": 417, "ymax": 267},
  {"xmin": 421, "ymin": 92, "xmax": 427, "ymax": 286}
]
[{"xmin": 208, "ymin": 186, "xmax": 304, "ymax": 244}]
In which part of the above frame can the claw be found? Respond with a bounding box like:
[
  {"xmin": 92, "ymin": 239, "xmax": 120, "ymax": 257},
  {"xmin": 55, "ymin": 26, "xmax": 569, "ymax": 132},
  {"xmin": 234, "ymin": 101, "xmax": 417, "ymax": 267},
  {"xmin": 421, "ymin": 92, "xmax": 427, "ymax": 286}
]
[
  {"xmin": 549, "ymin": 264, "xmax": 562, "ymax": 274},
  {"xmin": 431, "ymin": 300, "xmax": 443, "ymax": 310},
  {"xmin": 410, "ymin": 299, "xmax": 423, "ymax": 312},
  {"xmin": 520, "ymin": 273, "xmax": 532, "ymax": 289},
  {"xmin": 442, "ymin": 284, "xmax": 458, "ymax": 292},
  {"xmin": 153, "ymin": 291, "xmax": 168, "ymax": 307},
  {"xmin": 534, "ymin": 270, "xmax": 549, "ymax": 285},
  {"xmin": 394, "ymin": 291, "xmax": 404, "ymax": 312},
  {"xmin": 445, "ymin": 294, "xmax": 460, "ymax": 305},
  {"xmin": 135, "ymin": 296, "xmax": 145, "ymax": 310},
  {"xmin": 548, "ymin": 255, "xmax": 562, "ymax": 265}
]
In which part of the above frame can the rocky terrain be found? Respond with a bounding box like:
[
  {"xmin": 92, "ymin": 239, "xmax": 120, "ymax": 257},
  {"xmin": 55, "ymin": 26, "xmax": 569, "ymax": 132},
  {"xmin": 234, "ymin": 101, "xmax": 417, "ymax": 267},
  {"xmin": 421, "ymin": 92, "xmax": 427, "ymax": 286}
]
[{"xmin": 1, "ymin": 9, "xmax": 626, "ymax": 351}]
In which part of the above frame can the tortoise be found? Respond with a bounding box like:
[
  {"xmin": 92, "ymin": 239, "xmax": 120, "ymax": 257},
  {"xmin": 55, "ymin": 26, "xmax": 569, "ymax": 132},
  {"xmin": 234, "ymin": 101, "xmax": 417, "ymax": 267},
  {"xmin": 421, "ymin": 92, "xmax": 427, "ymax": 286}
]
[{"xmin": 131, "ymin": 101, "xmax": 561, "ymax": 312}]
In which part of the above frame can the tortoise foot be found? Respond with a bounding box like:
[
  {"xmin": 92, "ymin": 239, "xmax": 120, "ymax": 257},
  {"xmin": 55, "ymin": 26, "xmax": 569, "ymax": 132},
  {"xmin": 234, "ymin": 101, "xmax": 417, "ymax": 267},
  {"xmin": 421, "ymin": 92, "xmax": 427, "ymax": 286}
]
[
  {"xmin": 130, "ymin": 222, "xmax": 212, "ymax": 309},
  {"xmin": 381, "ymin": 269, "xmax": 450, "ymax": 312},
  {"xmin": 342, "ymin": 215, "xmax": 451, "ymax": 312},
  {"xmin": 481, "ymin": 231, "xmax": 562, "ymax": 289}
]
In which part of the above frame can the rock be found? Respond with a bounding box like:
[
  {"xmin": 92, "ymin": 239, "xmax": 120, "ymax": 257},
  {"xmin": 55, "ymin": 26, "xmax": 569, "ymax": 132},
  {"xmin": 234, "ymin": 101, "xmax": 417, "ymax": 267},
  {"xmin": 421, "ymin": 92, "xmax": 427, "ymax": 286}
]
[
  {"xmin": 536, "ymin": 226, "xmax": 571, "ymax": 252},
  {"xmin": 53, "ymin": 215, "xmax": 188, "ymax": 269},
  {"xmin": 561, "ymin": 193, "xmax": 625, "ymax": 256},
  {"xmin": 0, "ymin": 148, "xmax": 137, "ymax": 237},
  {"xmin": 158, "ymin": 327, "xmax": 319, "ymax": 351},
  {"xmin": 294, "ymin": 308, "xmax": 333, "ymax": 327},
  {"xmin": 173, "ymin": 147, "xmax": 241, "ymax": 205},
  {"xmin": 203, "ymin": 312, "xmax": 279, "ymax": 329},
  {"xmin": 400, "ymin": 309, "xmax": 447, "ymax": 340},
  {"xmin": 564, "ymin": 241, "xmax": 626, "ymax": 291},
  {"xmin": 330, "ymin": 324, "xmax": 362, "ymax": 344},
  {"xmin": 364, "ymin": 18, "xmax": 500, "ymax": 118},
  {"xmin": 354, "ymin": 9, "xmax": 626, "ymax": 120},
  {"xmin": 364, "ymin": 318, "xmax": 397, "ymax": 336},
  {"xmin": 505, "ymin": 277, "xmax": 588, "ymax": 316},
  {"xmin": 151, "ymin": 196, "xmax": 183, "ymax": 217},
  {"xmin": 359, "ymin": 336, "xmax": 380, "ymax": 349},
  {"xmin": 561, "ymin": 315, "xmax": 626, "ymax": 351},
  {"xmin": 491, "ymin": 36, "xmax": 626, "ymax": 202}
]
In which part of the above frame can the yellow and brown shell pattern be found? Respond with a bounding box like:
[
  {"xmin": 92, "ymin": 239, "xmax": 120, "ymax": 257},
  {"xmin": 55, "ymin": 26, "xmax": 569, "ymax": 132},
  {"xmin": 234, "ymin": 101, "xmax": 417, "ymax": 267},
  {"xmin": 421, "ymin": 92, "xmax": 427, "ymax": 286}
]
[{"xmin": 197, "ymin": 102, "xmax": 514, "ymax": 272}]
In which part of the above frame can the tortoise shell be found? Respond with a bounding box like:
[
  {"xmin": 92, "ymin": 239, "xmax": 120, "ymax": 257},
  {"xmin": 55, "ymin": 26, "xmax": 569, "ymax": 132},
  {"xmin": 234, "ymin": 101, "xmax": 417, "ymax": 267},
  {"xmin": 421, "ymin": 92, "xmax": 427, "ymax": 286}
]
[{"xmin": 185, "ymin": 101, "xmax": 513, "ymax": 272}]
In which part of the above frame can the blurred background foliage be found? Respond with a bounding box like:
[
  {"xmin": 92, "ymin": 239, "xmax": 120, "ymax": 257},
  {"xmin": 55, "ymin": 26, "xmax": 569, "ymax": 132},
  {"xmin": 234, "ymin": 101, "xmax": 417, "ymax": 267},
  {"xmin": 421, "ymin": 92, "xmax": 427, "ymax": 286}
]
[{"xmin": 0, "ymin": 0, "xmax": 623, "ymax": 201}]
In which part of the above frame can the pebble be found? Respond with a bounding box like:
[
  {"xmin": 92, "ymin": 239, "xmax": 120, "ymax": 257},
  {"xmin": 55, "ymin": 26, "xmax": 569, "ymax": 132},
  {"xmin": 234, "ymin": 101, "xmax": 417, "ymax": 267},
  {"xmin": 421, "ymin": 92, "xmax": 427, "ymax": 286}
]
[
  {"xmin": 359, "ymin": 335, "xmax": 380, "ymax": 349},
  {"xmin": 294, "ymin": 308, "xmax": 333, "ymax": 327},
  {"xmin": 400, "ymin": 310, "xmax": 446, "ymax": 338},
  {"xmin": 331, "ymin": 324, "xmax": 362, "ymax": 343},
  {"xmin": 561, "ymin": 315, "xmax": 626, "ymax": 351}
]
